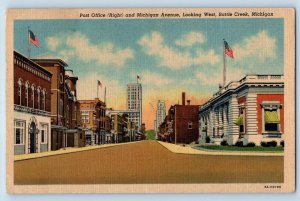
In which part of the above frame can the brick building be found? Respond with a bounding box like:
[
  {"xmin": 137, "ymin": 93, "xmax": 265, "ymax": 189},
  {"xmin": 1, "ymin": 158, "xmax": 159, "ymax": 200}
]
[
  {"xmin": 13, "ymin": 51, "xmax": 52, "ymax": 155},
  {"xmin": 199, "ymin": 74, "xmax": 284, "ymax": 145},
  {"xmin": 79, "ymin": 98, "xmax": 110, "ymax": 145},
  {"xmin": 158, "ymin": 92, "xmax": 200, "ymax": 144},
  {"xmin": 32, "ymin": 58, "xmax": 85, "ymax": 150}
]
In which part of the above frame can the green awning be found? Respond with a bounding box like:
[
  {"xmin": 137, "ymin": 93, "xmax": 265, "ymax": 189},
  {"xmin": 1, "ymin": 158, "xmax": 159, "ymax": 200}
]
[
  {"xmin": 234, "ymin": 115, "xmax": 244, "ymax": 126},
  {"xmin": 265, "ymin": 110, "xmax": 280, "ymax": 124}
]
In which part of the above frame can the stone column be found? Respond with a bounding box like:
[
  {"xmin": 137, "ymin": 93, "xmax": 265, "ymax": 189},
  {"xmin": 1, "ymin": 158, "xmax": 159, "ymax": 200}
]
[
  {"xmin": 218, "ymin": 107, "xmax": 223, "ymax": 136},
  {"xmin": 227, "ymin": 95, "xmax": 239, "ymax": 145},
  {"xmin": 213, "ymin": 108, "xmax": 218, "ymax": 137},
  {"xmin": 246, "ymin": 93, "xmax": 258, "ymax": 144},
  {"xmin": 223, "ymin": 105, "xmax": 228, "ymax": 139}
]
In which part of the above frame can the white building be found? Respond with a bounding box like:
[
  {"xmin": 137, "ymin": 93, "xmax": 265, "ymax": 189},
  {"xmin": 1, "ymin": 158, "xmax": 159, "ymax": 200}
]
[
  {"xmin": 155, "ymin": 100, "xmax": 166, "ymax": 138},
  {"xmin": 126, "ymin": 83, "xmax": 142, "ymax": 130},
  {"xmin": 199, "ymin": 74, "xmax": 284, "ymax": 146},
  {"xmin": 14, "ymin": 51, "xmax": 52, "ymax": 155}
]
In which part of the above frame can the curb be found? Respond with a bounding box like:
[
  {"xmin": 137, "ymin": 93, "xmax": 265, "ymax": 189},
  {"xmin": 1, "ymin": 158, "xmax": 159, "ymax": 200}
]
[{"xmin": 14, "ymin": 141, "xmax": 140, "ymax": 162}]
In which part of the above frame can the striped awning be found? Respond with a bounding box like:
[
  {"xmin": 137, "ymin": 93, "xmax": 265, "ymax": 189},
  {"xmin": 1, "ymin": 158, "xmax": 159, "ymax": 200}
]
[
  {"xmin": 234, "ymin": 115, "xmax": 244, "ymax": 126},
  {"xmin": 265, "ymin": 110, "xmax": 280, "ymax": 124}
]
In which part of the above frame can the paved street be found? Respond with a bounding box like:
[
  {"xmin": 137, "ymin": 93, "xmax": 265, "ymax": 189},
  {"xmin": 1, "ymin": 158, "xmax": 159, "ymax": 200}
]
[{"xmin": 14, "ymin": 140, "xmax": 283, "ymax": 185}]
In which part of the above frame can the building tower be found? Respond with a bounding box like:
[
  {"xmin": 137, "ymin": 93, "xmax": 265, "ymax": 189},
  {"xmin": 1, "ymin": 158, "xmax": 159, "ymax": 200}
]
[
  {"xmin": 126, "ymin": 83, "xmax": 142, "ymax": 130},
  {"xmin": 155, "ymin": 100, "xmax": 166, "ymax": 138}
]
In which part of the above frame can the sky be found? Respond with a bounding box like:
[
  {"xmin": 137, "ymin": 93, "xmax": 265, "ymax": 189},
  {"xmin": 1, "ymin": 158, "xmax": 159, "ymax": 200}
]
[{"xmin": 14, "ymin": 18, "xmax": 284, "ymax": 129}]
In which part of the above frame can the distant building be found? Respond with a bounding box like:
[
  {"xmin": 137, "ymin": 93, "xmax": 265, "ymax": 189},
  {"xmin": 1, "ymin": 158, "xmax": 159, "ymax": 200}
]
[
  {"xmin": 126, "ymin": 83, "xmax": 142, "ymax": 130},
  {"xmin": 108, "ymin": 112, "xmax": 128, "ymax": 143},
  {"xmin": 111, "ymin": 113, "xmax": 122, "ymax": 143},
  {"xmin": 33, "ymin": 58, "xmax": 85, "ymax": 150},
  {"xmin": 158, "ymin": 92, "xmax": 200, "ymax": 144},
  {"xmin": 155, "ymin": 100, "xmax": 166, "ymax": 138},
  {"xmin": 14, "ymin": 51, "xmax": 52, "ymax": 155},
  {"xmin": 79, "ymin": 98, "xmax": 109, "ymax": 145},
  {"xmin": 199, "ymin": 74, "xmax": 284, "ymax": 146}
]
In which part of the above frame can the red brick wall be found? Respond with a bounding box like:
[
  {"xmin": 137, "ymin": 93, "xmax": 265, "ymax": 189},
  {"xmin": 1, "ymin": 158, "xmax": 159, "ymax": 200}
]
[
  {"xmin": 257, "ymin": 94, "xmax": 284, "ymax": 134},
  {"xmin": 175, "ymin": 105, "xmax": 199, "ymax": 144},
  {"xmin": 14, "ymin": 59, "xmax": 51, "ymax": 112}
]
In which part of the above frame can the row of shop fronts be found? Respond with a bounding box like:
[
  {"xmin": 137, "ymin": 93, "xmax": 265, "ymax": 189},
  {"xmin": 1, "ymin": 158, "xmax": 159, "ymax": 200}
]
[
  {"xmin": 13, "ymin": 50, "xmax": 144, "ymax": 155},
  {"xmin": 14, "ymin": 51, "xmax": 86, "ymax": 155}
]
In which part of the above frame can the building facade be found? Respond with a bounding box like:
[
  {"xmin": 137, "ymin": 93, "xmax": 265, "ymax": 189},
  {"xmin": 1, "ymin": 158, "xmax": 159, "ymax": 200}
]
[
  {"xmin": 107, "ymin": 110, "xmax": 139, "ymax": 142},
  {"xmin": 158, "ymin": 92, "xmax": 200, "ymax": 144},
  {"xmin": 126, "ymin": 83, "xmax": 142, "ymax": 130},
  {"xmin": 154, "ymin": 100, "xmax": 166, "ymax": 138},
  {"xmin": 199, "ymin": 75, "xmax": 284, "ymax": 146},
  {"xmin": 33, "ymin": 59, "xmax": 85, "ymax": 150},
  {"xmin": 14, "ymin": 51, "xmax": 52, "ymax": 155},
  {"xmin": 79, "ymin": 98, "xmax": 108, "ymax": 145}
]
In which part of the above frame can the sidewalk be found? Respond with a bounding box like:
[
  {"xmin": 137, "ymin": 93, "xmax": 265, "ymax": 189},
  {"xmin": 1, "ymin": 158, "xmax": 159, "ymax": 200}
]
[
  {"xmin": 157, "ymin": 141, "xmax": 284, "ymax": 157},
  {"xmin": 14, "ymin": 141, "xmax": 139, "ymax": 161}
]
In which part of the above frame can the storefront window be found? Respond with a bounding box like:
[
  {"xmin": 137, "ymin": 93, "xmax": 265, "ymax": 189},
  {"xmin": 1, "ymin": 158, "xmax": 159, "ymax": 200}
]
[
  {"xmin": 14, "ymin": 120, "xmax": 25, "ymax": 144},
  {"xmin": 40, "ymin": 124, "xmax": 48, "ymax": 143}
]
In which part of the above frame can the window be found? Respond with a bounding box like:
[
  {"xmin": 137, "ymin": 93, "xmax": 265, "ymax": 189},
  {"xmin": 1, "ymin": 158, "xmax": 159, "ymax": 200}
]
[
  {"xmin": 17, "ymin": 78, "xmax": 22, "ymax": 105},
  {"xmin": 25, "ymin": 81, "xmax": 29, "ymax": 107},
  {"xmin": 37, "ymin": 87, "xmax": 41, "ymax": 110},
  {"xmin": 188, "ymin": 122, "xmax": 193, "ymax": 129},
  {"xmin": 42, "ymin": 89, "xmax": 46, "ymax": 111},
  {"xmin": 264, "ymin": 109, "xmax": 280, "ymax": 132},
  {"xmin": 31, "ymin": 85, "xmax": 35, "ymax": 108},
  {"xmin": 14, "ymin": 120, "xmax": 25, "ymax": 144},
  {"xmin": 81, "ymin": 110, "xmax": 89, "ymax": 123},
  {"xmin": 40, "ymin": 124, "xmax": 48, "ymax": 143},
  {"xmin": 59, "ymin": 98, "xmax": 63, "ymax": 116},
  {"xmin": 60, "ymin": 73, "xmax": 64, "ymax": 84},
  {"xmin": 66, "ymin": 105, "xmax": 69, "ymax": 124},
  {"xmin": 235, "ymin": 107, "xmax": 245, "ymax": 133}
]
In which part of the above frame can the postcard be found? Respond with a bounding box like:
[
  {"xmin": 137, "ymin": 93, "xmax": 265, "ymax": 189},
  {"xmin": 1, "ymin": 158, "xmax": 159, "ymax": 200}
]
[{"xmin": 6, "ymin": 8, "xmax": 295, "ymax": 193}]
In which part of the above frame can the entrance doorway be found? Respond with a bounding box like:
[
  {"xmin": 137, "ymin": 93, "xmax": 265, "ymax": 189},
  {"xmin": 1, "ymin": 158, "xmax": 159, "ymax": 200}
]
[{"xmin": 29, "ymin": 122, "xmax": 36, "ymax": 153}]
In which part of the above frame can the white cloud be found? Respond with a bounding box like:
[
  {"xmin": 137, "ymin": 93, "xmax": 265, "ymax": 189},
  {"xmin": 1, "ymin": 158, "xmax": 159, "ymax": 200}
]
[
  {"xmin": 138, "ymin": 31, "xmax": 220, "ymax": 70},
  {"xmin": 196, "ymin": 68, "xmax": 245, "ymax": 86},
  {"xmin": 46, "ymin": 36, "xmax": 60, "ymax": 51},
  {"xmin": 175, "ymin": 31, "xmax": 206, "ymax": 47},
  {"xmin": 233, "ymin": 30, "xmax": 276, "ymax": 62},
  {"xmin": 46, "ymin": 32, "xmax": 134, "ymax": 67}
]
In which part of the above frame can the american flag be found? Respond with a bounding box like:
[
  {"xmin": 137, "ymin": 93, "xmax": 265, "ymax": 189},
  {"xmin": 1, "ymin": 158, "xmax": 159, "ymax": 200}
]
[
  {"xmin": 29, "ymin": 30, "xmax": 39, "ymax": 47},
  {"xmin": 224, "ymin": 40, "xmax": 234, "ymax": 59}
]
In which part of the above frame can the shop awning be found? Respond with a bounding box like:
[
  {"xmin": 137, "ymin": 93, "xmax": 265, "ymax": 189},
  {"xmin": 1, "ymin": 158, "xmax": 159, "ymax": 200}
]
[
  {"xmin": 265, "ymin": 110, "xmax": 280, "ymax": 124},
  {"xmin": 234, "ymin": 115, "xmax": 244, "ymax": 126}
]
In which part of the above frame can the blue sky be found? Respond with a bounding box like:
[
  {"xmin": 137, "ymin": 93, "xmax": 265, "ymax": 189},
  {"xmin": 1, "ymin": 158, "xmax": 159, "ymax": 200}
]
[{"xmin": 14, "ymin": 18, "xmax": 284, "ymax": 128}]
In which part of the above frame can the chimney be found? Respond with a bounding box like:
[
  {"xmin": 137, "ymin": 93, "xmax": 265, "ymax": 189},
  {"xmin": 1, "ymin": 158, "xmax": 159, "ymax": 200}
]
[
  {"xmin": 182, "ymin": 92, "xmax": 186, "ymax": 105},
  {"xmin": 187, "ymin": 100, "xmax": 191, "ymax": 105}
]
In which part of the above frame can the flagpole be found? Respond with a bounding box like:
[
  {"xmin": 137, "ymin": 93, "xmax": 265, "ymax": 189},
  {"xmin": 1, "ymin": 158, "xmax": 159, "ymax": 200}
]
[
  {"xmin": 223, "ymin": 39, "xmax": 226, "ymax": 87},
  {"xmin": 27, "ymin": 26, "xmax": 31, "ymax": 59}
]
